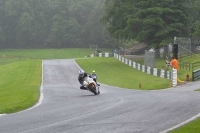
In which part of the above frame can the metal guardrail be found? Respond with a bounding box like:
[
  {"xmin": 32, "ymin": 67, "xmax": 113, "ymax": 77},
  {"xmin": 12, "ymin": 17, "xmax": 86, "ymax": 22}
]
[
  {"xmin": 193, "ymin": 68, "xmax": 200, "ymax": 81},
  {"xmin": 179, "ymin": 61, "xmax": 200, "ymax": 81},
  {"xmin": 179, "ymin": 62, "xmax": 192, "ymax": 71},
  {"xmin": 192, "ymin": 62, "xmax": 200, "ymax": 71},
  {"xmin": 179, "ymin": 61, "xmax": 200, "ymax": 71}
]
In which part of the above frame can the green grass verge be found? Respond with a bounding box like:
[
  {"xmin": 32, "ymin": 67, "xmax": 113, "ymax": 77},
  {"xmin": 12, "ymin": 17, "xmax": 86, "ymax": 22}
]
[
  {"xmin": 75, "ymin": 58, "xmax": 171, "ymax": 90},
  {"xmin": 0, "ymin": 48, "xmax": 112, "ymax": 59},
  {"xmin": 170, "ymin": 118, "xmax": 200, "ymax": 133},
  {"xmin": 0, "ymin": 60, "xmax": 41, "ymax": 114}
]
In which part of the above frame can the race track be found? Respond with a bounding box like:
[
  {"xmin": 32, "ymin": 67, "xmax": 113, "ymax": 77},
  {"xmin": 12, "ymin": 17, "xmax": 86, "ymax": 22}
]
[{"xmin": 0, "ymin": 59, "xmax": 200, "ymax": 133}]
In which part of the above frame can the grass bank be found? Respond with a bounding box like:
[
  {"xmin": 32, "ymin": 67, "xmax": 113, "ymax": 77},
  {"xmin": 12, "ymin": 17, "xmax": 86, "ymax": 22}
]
[
  {"xmin": 170, "ymin": 118, "xmax": 200, "ymax": 133},
  {"xmin": 75, "ymin": 58, "xmax": 171, "ymax": 90},
  {"xmin": 0, "ymin": 60, "xmax": 41, "ymax": 114},
  {"xmin": 0, "ymin": 48, "xmax": 112, "ymax": 59}
]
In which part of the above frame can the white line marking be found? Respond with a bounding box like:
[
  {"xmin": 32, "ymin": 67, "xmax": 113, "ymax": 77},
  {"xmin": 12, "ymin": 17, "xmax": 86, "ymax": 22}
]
[
  {"xmin": 25, "ymin": 60, "xmax": 44, "ymax": 111},
  {"xmin": 160, "ymin": 113, "xmax": 200, "ymax": 133},
  {"xmin": 20, "ymin": 98, "xmax": 124, "ymax": 133}
]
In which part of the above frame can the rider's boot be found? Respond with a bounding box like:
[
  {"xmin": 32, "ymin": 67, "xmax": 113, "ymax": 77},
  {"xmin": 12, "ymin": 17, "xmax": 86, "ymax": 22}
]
[{"xmin": 80, "ymin": 86, "xmax": 87, "ymax": 90}]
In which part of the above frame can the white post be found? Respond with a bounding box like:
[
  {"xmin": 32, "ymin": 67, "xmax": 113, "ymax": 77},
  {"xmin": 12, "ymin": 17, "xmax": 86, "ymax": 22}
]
[
  {"xmin": 153, "ymin": 68, "xmax": 157, "ymax": 76},
  {"xmin": 160, "ymin": 70, "xmax": 165, "ymax": 78},
  {"xmin": 99, "ymin": 53, "xmax": 102, "ymax": 57},
  {"xmin": 137, "ymin": 64, "xmax": 140, "ymax": 70},
  {"xmin": 174, "ymin": 36, "xmax": 177, "ymax": 44},
  {"xmin": 142, "ymin": 65, "xmax": 145, "ymax": 72},
  {"xmin": 133, "ymin": 61, "xmax": 136, "ymax": 68},
  {"xmin": 129, "ymin": 60, "xmax": 132, "ymax": 66},
  {"xmin": 105, "ymin": 53, "xmax": 109, "ymax": 57},
  {"xmin": 172, "ymin": 68, "xmax": 177, "ymax": 87},
  {"xmin": 147, "ymin": 66, "xmax": 151, "ymax": 74}
]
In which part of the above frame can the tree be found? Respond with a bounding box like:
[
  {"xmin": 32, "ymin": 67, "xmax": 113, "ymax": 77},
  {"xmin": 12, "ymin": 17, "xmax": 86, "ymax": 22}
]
[
  {"xmin": 0, "ymin": 0, "xmax": 6, "ymax": 44},
  {"xmin": 16, "ymin": 12, "xmax": 33, "ymax": 46},
  {"xmin": 186, "ymin": 0, "xmax": 200, "ymax": 37},
  {"xmin": 0, "ymin": 0, "xmax": 116, "ymax": 48},
  {"xmin": 102, "ymin": 0, "xmax": 192, "ymax": 57},
  {"xmin": 191, "ymin": 21, "xmax": 200, "ymax": 37}
]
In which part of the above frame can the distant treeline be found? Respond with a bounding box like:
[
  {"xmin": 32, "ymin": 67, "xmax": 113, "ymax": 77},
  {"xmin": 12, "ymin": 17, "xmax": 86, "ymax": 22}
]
[{"xmin": 0, "ymin": 0, "xmax": 117, "ymax": 48}]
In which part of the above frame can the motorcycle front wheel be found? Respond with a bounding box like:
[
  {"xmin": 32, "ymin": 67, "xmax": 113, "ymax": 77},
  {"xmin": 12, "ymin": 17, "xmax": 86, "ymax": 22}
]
[{"xmin": 89, "ymin": 86, "xmax": 97, "ymax": 95}]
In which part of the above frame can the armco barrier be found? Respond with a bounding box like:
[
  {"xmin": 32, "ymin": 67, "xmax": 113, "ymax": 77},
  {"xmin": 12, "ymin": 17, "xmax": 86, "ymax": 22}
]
[
  {"xmin": 192, "ymin": 68, "xmax": 200, "ymax": 81},
  {"xmin": 114, "ymin": 53, "xmax": 177, "ymax": 86},
  {"xmin": 92, "ymin": 53, "xmax": 114, "ymax": 57},
  {"xmin": 88, "ymin": 53, "xmax": 177, "ymax": 86}
]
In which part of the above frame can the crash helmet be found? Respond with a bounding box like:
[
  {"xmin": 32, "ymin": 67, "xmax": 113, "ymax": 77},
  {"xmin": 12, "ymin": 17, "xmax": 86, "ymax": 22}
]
[{"xmin": 79, "ymin": 70, "xmax": 84, "ymax": 77}]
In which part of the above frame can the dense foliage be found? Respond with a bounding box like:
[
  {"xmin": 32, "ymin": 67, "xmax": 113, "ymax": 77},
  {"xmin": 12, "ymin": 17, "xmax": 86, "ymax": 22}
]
[
  {"xmin": 102, "ymin": 0, "xmax": 200, "ymax": 48},
  {"xmin": 1, "ymin": 0, "xmax": 200, "ymax": 49},
  {"xmin": 0, "ymin": 0, "xmax": 117, "ymax": 48}
]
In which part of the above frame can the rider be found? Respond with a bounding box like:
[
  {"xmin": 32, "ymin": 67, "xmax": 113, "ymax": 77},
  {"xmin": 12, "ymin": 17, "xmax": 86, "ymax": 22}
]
[
  {"xmin": 78, "ymin": 70, "xmax": 91, "ymax": 90},
  {"xmin": 91, "ymin": 70, "xmax": 100, "ymax": 86}
]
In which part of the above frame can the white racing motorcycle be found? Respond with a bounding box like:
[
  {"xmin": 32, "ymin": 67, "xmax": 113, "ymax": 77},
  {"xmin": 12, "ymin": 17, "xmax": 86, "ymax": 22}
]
[{"xmin": 83, "ymin": 76, "xmax": 100, "ymax": 95}]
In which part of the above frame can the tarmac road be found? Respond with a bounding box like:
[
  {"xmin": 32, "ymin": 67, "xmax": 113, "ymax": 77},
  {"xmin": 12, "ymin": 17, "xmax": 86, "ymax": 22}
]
[{"xmin": 0, "ymin": 59, "xmax": 200, "ymax": 133}]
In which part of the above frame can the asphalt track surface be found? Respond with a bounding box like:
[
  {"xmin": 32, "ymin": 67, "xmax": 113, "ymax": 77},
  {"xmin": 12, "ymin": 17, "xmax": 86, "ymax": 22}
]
[{"xmin": 0, "ymin": 59, "xmax": 200, "ymax": 133}]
